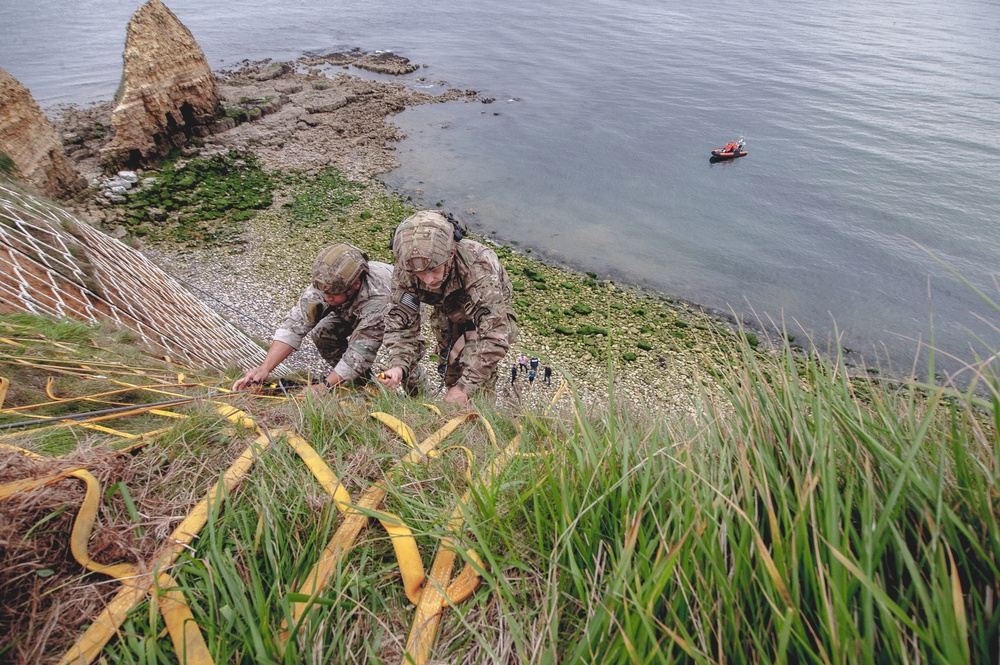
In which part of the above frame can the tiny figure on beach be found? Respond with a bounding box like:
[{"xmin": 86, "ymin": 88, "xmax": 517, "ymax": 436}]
[
  {"xmin": 511, "ymin": 364, "xmax": 518, "ymax": 386},
  {"xmin": 518, "ymin": 353, "xmax": 529, "ymax": 375},
  {"xmin": 544, "ymin": 365, "xmax": 552, "ymax": 385},
  {"xmin": 529, "ymin": 356, "xmax": 539, "ymax": 372},
  {"xmin": 528, "ymin": 368, "xmax": 536, "ymax": 385}
]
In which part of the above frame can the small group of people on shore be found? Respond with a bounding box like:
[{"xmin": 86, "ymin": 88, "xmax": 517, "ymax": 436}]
[
  {"xmin": 510, "ymin": 353, "xmax": 551, "ymax": 387},
  {"xmin": 232, "ymin": 210, "xmax": 525, "ymax": 405}
]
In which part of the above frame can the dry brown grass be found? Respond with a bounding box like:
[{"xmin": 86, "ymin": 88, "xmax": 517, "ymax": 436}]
[
  {"xmin": 1, "ymin": 447, "xmax": 122, "ymax": 664},
  {"xmin": 0, "ymin": 418, "xmax": 263, "ymax": 663}
]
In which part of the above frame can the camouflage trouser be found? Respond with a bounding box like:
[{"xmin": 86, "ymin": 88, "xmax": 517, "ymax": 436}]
[
  {"xmin": 438, "ymin": 328, "xmax": 501, "ymax": 396},
  {"xmin": 312, "ymin": 317, "xmax": 424, "ymax": 394},
  {"xmin": 311, "ymin": 315, "xmax": 356, "ymax": 368}
]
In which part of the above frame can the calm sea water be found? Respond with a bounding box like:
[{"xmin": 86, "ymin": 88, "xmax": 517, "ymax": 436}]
[{"xmin": 4, "ymin": 0, "xmax": 1000, "ymax": 377}]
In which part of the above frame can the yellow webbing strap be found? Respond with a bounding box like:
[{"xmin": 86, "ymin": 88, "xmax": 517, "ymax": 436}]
[
  {"xmin": 62, "ymin": 584, "xmax": 149, "ymax": 664},
  {"xmin": 405, "ymin": 534, "xmax": 465, "ymax": 663},
  {"xmin": 0, "ymin": 401, "xmax": 194, "ymax": 441},
  {"xmin": 43, "ymin": 378, "xmax": 195, "ymax": 416},
  {"xmin": 0, "ymin": 471, "xmax": 73, "ymax": 500},
  {"xmin": 370, "ymin": 506, "xmax": 425, "ymax": 605},
  {"xmin": 0, "ymin": 441, "xmax": 43, "ymax": 459},
  {"xmin": 404, "ymin": 481, "xmax": 507, "ymax": 661},
  {"xmin": 285, "ymin": 413, "xmax": 478, "ymax": 634},
  {"xmin": 441, "ymin": 549, "xmax": 485, "ymax": 605},
  {"xmin": 0, "ymin": 356, "xmax": 149, "ymax": 379},
  {"xmin": 315, "ymin": 441, "xmax": 473, "ymax": 609},
  {"xmin": 403, "ymin": 414, "xmax": 477, "ymax": 461},
  {"xmin": 68, "ymin": 468, "xmax": 141, "ymax": 579},
  {"xmin": 58, "ymin": 405, "xmax": 266, "ymax": 665},
  {"xmin": 0, "ymin": 376, "xmax": 251, "ymax": 442},
  {"xmin": 277, "ymin": 427, "xmax": 397, "ymax": 621},
  {"xmin": 156, "ymin": 572, "xmax": 212, "ymax": 665},
  {"xmin": 0, "ymin": 352, "xmax": 182, "ymax": 376},
  {"xmin": 476, "ymin": 415, "xmax": 498, "ymax": 450},
  {"xmin": 108, "ymin": 379, "xmax": 204, "ymax": 399},
  {"xmin": 370, "ymin": 412, "xmax": 419, "ymax": 449},
  {"xmin": 404, "ymin": 440, "xmax": 518, "ymax": 664},
  {"xmin": 79, "ymin": 423, "xmax": 140, "ymax": 438},
  {"xmin": 46, "ymin": 376, "xmax": 140, "ymax": 404},
  {"xmin": 283, "ymin": 431, "xmax": 352, "ymax": 511},
  {"xmin": 1, "ymin": 413, "xmax": 159, "ymax": 441},
  {"xmin": 0, "ymin": 376, "xmax": 8, "ymax": 409},
  {"xmin": 285, "ymin": 485, "xmax": 387, "ymax": 636},
  {"xmin": 0, "ymin": 445, "xmax": 142, "ymax": 535},
  {"xmin": 404, "ymin": 381, "xmax": 569, "ymax": 664},
  {"xmin": 1, "ymin": 443, "xmax": 204, "ymax": 664},
  {"xmin": 0, "ymin": 438, "xmax": 150, "ymax": 499}
]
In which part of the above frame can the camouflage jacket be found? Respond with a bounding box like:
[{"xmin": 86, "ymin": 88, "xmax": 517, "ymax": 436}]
[
  {"xmin": 383, "ymin": 239, "xmax": 517, "ymax": 394},
  {"xmin": 273, "ymin": 261, "xmax": 393, "ymax": 381}
]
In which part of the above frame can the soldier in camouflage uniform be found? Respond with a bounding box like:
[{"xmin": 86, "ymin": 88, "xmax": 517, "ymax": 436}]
[
  {"xmin": 378, "ymin": 210, "xmax": 517, "ymax": 404},
  {"xmin": 233, "ymin": 243, "xmax": 422, "ymax": 394}
]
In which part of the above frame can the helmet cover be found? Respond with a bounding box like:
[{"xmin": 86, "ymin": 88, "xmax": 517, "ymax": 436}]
[
  {"xmin": 392, "ymin": 210, "xmax": 456, "ymax": 272},
  {"xmin": 311, "ymin": 243, "xmax": 368, "ymax": 294}
]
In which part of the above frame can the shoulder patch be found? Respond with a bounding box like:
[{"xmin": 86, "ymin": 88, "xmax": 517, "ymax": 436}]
[
  {"xmin": 400, "ymin": 291, "xmax": 420, "ymax": 311},
  {"xmin": 306, "ymin": 302, "xmax": 326, "ymax": 326}
]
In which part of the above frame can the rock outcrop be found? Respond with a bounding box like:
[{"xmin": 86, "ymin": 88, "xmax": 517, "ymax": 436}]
[
  {"xmin": 0, "ymin": 67, "xmax": 85, "ymax": 198},
  {"xmin": 101, "ymin": 0, "xmax": 222, "ymax": 168}
]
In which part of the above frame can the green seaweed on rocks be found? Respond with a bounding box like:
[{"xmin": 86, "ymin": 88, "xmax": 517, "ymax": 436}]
[
  {"xmin": 522, "ymin": 266, "xmax": 546, "ymax": 282},
  {"xmin": 576, "ymin": 325, "xmax": 608, "ymax": 336},
  {"xmin": 118, "ymin": 150, "xmax": 274, "ymax": 246},
  {"xmin": 0, "ymin": 152, "xmax": 17, "ymax": 178},
  {"xmin": 282, "ymin": 167, "xmax": 364, "ymax": 227}
]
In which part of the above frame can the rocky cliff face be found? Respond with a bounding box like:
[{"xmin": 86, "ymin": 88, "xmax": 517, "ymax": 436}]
[
  {"xmin": 101, "ymin": 0, "xmax": 222, "ymax": 169},
  {"xmin": 0, "ymin": 68, "xmax": 85, "ymax": 198}
]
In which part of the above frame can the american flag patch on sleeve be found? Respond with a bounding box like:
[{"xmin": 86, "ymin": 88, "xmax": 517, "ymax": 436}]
[{"xmin": 400, "ymin": 292, "xmax": 420, "ymax": 311}]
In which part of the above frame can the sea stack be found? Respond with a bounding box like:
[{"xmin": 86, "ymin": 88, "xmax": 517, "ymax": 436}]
[
  {"xmin": 101, "ymin": 0, "xmax": 222, "ymax": 169},
  {"xmin": 0, "ymin": 67, "xmax": 85, "ymax": 197}
]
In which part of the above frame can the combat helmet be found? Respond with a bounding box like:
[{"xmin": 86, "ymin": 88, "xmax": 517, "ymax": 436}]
[
  {"xmin": 312, "ymin": 243, "xmax": 368, "ymax": 294},
  {"xmin": 392, "ymin": 210, "xmax": 459, "ymax": 272}
]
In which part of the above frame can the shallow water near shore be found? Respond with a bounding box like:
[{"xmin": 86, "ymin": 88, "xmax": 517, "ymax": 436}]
[{"xmin": 4, "ymin": 0, "xmax": 1000, "ymax": 377}]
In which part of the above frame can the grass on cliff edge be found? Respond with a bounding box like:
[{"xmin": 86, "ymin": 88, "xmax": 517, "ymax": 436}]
[{"xmin": 2, "ymin": 312, "xmax": 999, "ymax": 664}]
